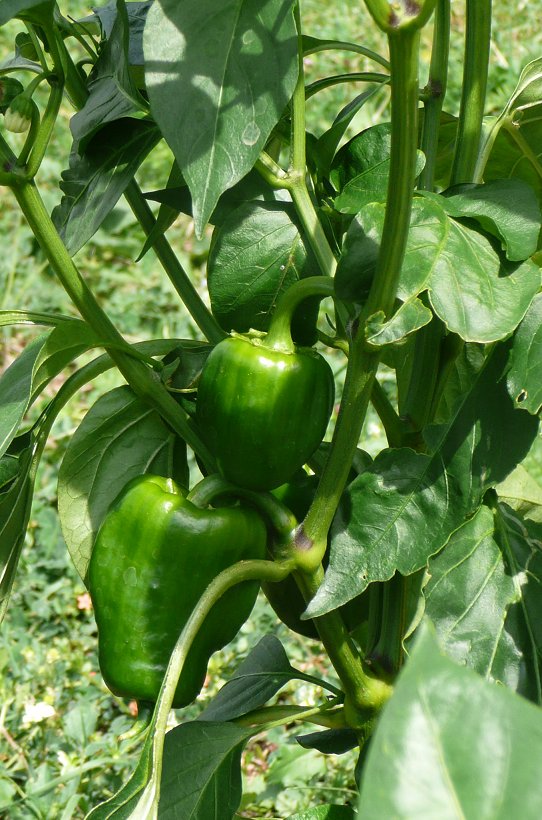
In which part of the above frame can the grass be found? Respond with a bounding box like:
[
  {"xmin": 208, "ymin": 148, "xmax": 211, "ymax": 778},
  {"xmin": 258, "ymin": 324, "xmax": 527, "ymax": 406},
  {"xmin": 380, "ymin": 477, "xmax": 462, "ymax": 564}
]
[{"xmin": 1, "ymin": 1, "xmax": 542, "ymax": 817}]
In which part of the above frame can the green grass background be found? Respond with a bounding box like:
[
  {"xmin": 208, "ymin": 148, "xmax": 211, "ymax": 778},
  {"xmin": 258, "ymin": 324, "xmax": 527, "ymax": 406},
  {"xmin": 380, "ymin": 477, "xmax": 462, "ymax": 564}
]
[{"xmin": 1, "ymin": 2, "xmax": 541, "ymax": 817}]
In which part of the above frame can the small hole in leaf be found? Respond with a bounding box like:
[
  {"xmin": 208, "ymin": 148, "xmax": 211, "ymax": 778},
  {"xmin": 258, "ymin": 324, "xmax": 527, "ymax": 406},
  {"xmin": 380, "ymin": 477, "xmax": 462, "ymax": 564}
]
[{"xmin": 517, "ymin": 390, "xmax": 528, "ymax": 403}]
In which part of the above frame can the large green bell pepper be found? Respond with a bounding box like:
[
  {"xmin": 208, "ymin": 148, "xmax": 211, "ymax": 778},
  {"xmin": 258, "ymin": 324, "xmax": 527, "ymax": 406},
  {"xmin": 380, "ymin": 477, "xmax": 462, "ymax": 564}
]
[
  {"xmin": 88, "ymin": 475, "xmax": 267, "ymax": 708},
  {"xmin": 196, "ymin": 333, "xmax": 334, "ymax": 491}
]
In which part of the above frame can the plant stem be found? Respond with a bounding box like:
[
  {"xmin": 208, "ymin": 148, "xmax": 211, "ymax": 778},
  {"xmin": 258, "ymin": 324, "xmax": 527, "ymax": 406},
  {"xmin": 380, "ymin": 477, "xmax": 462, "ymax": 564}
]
[
  {"xmin": 450, "ymin": 0, "xmax": 492, "ymax": 185},
  {"xmin": 144, "ymin": 559, "xmax": 294, "ymax": 811},
  {"xmin": 124, "ymin": 182, "xmax": 226, "ymax": 344},
  {"xmin": 11, "ymin": 181, "xmax": 215, "ymax": 471},
  {"xmin": 370, "ymin": 380, "xmax": 403, "ymax": 448},
  {"xmin": 419, "ymin": 0, "xmax": 450, "ymax": 191},
  {"xmin": 300, "ymin": 29, "xmax": 422, "ymax": 551}
]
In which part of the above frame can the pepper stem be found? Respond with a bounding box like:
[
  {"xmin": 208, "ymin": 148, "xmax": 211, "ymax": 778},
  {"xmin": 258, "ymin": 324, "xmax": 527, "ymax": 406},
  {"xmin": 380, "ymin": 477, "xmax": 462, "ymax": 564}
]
[
  {"xmin": 187, "ymin": 475, "xmax": 297, "ymax": 541},
  {"xmin": 265, "ymin": 276, "xmax": 335, "ymax": 352}
]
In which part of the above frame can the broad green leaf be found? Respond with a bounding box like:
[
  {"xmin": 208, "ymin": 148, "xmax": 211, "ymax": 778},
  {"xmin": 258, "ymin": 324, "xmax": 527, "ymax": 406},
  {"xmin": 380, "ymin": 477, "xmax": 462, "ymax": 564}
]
[
  {"xmin": 432, "ymin": 179, "xmax": 541, "ymax": 262},
  {"xmin": 30, "ymin": 320, "xmax": 103, "ymax": 402},
  {"xmin": 159, "ymin": 722, "xmax": 251, "ymax": 819},
  {"xmin": 358, "ymin": 624, "xmax": 542, "ymax": 819},
  {"xmin": 306, "ymin": 344, "xmax": 539, "ymax": 616},
  {"xmin": 286, "ymin": 806, "xmax": 355, "ymax": 820},
  {"xmin": 53, "ymin": 119, "xmax": 161, "ymax": 255},
  {"xmin": 330, "ymin": 122, "xmax": 393, "ymax": 192},
  {"xmin": 57, "ymin": 386, "xmax": 186, "ymax": 582},
  {"xmin": 365, "ymin": 298, "xmax": 432, "ymax": 347},
  {"xmin": 496, "ymin": 464, "xmax": 542, "ymax": 524},
  {"xmin": 507, "ymin": 292, "xmax": 542, "ymax": 414},
  {"xmin": 199, "ymin": 635, "xmax": 299, "ymax": 722},
  {"xmin": 484, "ymin": 119, "xmax": 542, "ymax": 207},
  {"xmin": 0, "ymin": 445, "xmax": 34, "ymax": 623},
  {"xmin": 336, "ymin": 198, "xmax": 541, "ymax": 343},
  {"xmin": 424, "ymin": 506, "xmax": 519, "ymax": 685},
  {"xmin": 207, "ymin": 202, "xmax": 319, "ymax": 341},
  {"xmin": 144, "ymin": 0, "xmax": 298, "ymax": 234},
  {"xmin": 0, "ymin": 0, "xmax": 54, "ymax": 25},
  {"xmin": 0, "ymin": 454, "xmax": 19, "ymax": 490}
]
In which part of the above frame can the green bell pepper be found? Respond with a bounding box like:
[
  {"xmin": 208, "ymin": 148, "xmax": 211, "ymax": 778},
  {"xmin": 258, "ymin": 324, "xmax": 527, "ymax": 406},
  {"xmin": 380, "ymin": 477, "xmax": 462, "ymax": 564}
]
[{"xmin": 88, "ymin": 475, "xmax": 267, "ymax": 708}]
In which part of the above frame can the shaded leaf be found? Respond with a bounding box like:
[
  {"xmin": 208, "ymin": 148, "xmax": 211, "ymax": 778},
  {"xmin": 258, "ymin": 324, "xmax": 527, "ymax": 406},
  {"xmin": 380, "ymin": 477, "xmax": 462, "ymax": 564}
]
[
  {"xmin": 295, "ymin": 728, "xmax": 358, "ymax": 755},
  {"xmin": 507, "ymin": 292, "xmax": 542, "ymax": 414},
  {"xmin": 0, "ymin": 0, "xmax": 54, "ymax": 26},
  {"xmin": 199, "ymin": 635, "xmax": 298, "ymax": 723},
  {"xmin": 53, "ymin": 119, "xmax": 161, "ymax": 254},
  {"xmin": 144, "ymin": 0, "xmax": 298, "ymax": 234},
  {"xmin": 0, "ymin": 445, "xmax": 34, "ymax": 622},
  {"xmin": 57, "ymin": 386, "xmax": 186, "ymax": 582},
  {"xmin": 496, "ymin": 464, "xmax": 542, "ymax": 524},
  {"xmin": 159, "ymin": 721, "xmax": 251, "ymax": 819},
  {"xmin": 358, "ymin": 624, "xmax": 542, "ymax": 819}
]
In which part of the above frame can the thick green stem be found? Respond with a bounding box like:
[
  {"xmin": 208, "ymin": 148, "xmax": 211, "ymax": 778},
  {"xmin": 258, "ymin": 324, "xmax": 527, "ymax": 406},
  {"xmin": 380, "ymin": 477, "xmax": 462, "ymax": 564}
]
[
  {"xmin": 295, "ymin": 566, "xmax": 392, "ymax": 714},
  {"xmin": 419, "ymin": 0, "xmax": 450, "ymax": 191},
  {"xmin": 11, "ymin": 181, "xmax": 215, "ymax": 471},
  {"xmin": 370, "ymin": 379, "xmax": 403, "ymax": 449},
  {"xmin": 300, "ymin": 30, "xmax": 422, "ymax": 551},
  {"xmin": 124, "ymin": 182, "xmax": 226, "ymax": 344},
  {"xmin": 450, "ymin": 0, "xmax": 492, "ymax": 185}
]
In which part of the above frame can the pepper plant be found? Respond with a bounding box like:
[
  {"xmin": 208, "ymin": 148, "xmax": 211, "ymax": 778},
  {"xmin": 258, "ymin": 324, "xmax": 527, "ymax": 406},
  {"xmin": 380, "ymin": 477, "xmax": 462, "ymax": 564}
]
[{"xmin": 1, "ymin": 0, "xmax": 542, "ymax": 816}]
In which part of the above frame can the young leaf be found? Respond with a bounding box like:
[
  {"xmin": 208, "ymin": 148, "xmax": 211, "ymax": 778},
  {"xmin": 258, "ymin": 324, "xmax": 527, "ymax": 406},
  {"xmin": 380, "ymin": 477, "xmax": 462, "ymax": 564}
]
[
  {"xmin": 306, "ymin": 344, "xmax": 539, "ymax": 616},
  {"xmin": 144, "ymin": 0, "xmax": 298, "ymax": 235},
  {"xmin": 357, "ymin": 624, "xmax": 542, "ymax": 819},
  {"xmin": 295, "ymin": 728, "xmax": 358, "ymax": 755},
  {"xmin": 496, "ymin": 464, "xmax": 542, "ymax": 523},
  {"xmin": 52, "ymin": 119, "xmax": 161, "ymax": 255},
  {"xmin": 507, "ymin": 292, "xmax": 542, "ymax": 414},
  {"xmin": 198, "ymin": 635, "xmax": 301, "ymax": 723},
  {"xmin": 365, "ymin": 298, "xmax": 432, "ymax": 347},
  {"xmin": 57, "ymin": 386, "xmax": 187, "ymax": 582}
]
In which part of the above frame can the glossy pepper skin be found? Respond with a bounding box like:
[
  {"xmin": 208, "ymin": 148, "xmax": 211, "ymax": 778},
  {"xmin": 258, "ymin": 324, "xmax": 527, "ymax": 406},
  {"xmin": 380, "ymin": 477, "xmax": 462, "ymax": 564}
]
[
  {"xmin": 88, "ymin": 475, "xmax": 267, "ymax": 708},
  {"xmin": 196, "ymin": 334, "xmax": 335, "ymax": 491}
]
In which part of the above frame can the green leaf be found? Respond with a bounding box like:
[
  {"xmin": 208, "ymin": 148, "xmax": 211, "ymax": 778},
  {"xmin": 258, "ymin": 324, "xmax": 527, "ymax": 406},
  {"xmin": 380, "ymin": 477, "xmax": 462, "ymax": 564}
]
[
  {"xmin": 493, "ymin": 505, "xmax": 542, "ymax": 703},
  {"xmin": 137, "ymin": 161, "xmax": 183, "ymax": 260},
  {"xmin": 71, "ymin": 0, "xmax": 148, "ymax": 148},
  {"xmin": 207, "ymin": 202, "xmax": 319, "ymax": 339},
  {"xmin": 497, "ymin": 464, "xmax": 542, "ymax": 524},
  {"xmin": 358, "ymin": 623, "xmax": 542, "ymax": 819},
  {"xmin": 365, "ymin": 298, "xmax": 432, "ymax": 347},
  {"xmin": 504, "ymin": 56, "xmax": 542, "ymax": 115},
  {"xmin": 0, "ymin": 0, "xmax": 54, "ymax": 26},
  {"xmin": 0, "ymin": 334, "xmax": 50, "ymax": 460},
  {"xmin": 286, "ymin": 807, "xmax": 355, "ymax": 820},
  {"xmin": 433, "ymin": 180, "xmax": 541, "ymax": 262},
  {"xmin": 53, "ymin": 119, "xmax": 161, "ymax": 255},
  {"xmin": 0, "ymin": 454, "xmax": 19, "ymax": 490},
  {"xmin": 57, "ymin": 386, "xmax": 186, "ymax": 582},
  {"xmin": 507, "ymin": 292, "xmax": 542, "ymax": 414},
  {"xmin": 0, "ymin": 445, "xmax": 34, "ymax": 623},
  {"xmin": 144, "ymin": 0, "xmax": 298, "ymax": 235},
  {"xmin": 295, "ymin": 729, "xmax": 358, "ymax": 755},
  {"xmin": 306, "ymin": 344, "xmax": 539, "ymax": 616},
  {"xmin": 159, "ymin": 722, "xmax": 251, "ymax": 819},
  {"xmin": 336, "ymin": 198, "xmax": 541, "ymax": 343},
  {"xmin": 424, "ymin": 506, "xmax": 519, "ymax": 683},
  {"xmin": 199, "ymin": 635, "xmax": 298, "ymax": 722}
]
